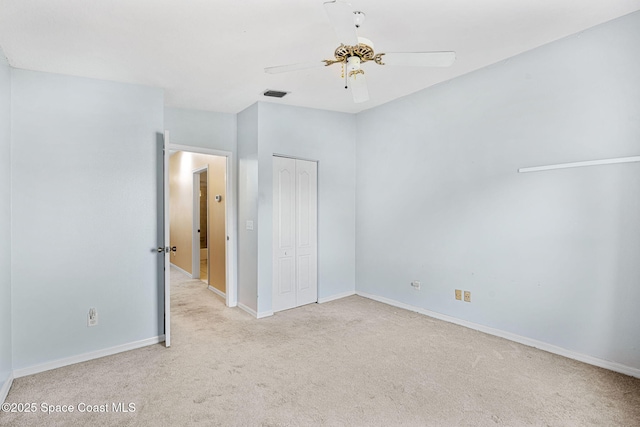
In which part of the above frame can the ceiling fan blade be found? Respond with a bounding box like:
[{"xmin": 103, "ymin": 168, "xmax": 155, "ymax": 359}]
[
  {"xmin": 323, "ymin": 0, "xmax": 358, "ymax": 46},
  {"xmin": 264, "ymin": 61, "xmax": 326, "ymax": 74},
  {"xmin": 380, "ymin": 51, "xmax": 456, "ymax": 67},
  {"xmin": 349, "ymin": 70, "xmax": 369, "ymax": 103}
]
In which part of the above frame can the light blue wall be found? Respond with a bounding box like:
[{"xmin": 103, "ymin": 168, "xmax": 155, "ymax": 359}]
[
  {"xmin": 257, "ymin": 103, "xmax": 357, "ymax": 313},
  {"xmin": 237, "ymin": 103, "xmax": 259, "ymax": 311},
  {"xmin": 11, "ymin": 70, "xmax": 165, "ymax": 369},
  {"xmin": 164, "ymin": 107, "xmax": 236, "ymax": 153},
  {"xmin": 356, "ymin": 11, "xmax": 640, "ymax": 369},
  {"xmin": 0, "ymin": 49, "xmax": 12, "ymax": 392}
]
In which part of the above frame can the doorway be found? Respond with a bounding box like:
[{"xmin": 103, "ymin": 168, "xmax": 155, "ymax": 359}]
[
  {"xmin": 167, "ymin": 145, "xmax": 236, "ymax": 307},
  {"xmin": 161, "ymin": 132, "xmax": 237, "ymax": 347}
]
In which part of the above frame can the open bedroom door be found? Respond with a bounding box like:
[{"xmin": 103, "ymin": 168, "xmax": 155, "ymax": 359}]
[{"xmin": 162, "ymin": 131, "xmax": 171, "ymax": 347}]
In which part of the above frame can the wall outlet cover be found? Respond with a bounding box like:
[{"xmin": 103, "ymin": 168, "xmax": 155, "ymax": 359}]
[
  {"xmin": 455, "ymin": 289, "xmax": 462, "ymax": 300},
  {"xmin": 464, "ymin": 291, "xmax": 471, "ymax": 303},
  {"xmin": 88, "ymin": 308, "xmax": 98, "ymax": 327}
]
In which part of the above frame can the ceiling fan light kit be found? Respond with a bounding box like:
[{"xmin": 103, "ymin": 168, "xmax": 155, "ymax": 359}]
[
  {"xmin": 353, "ymin": 11, "xmax": 366, "ymax": 28},
  {"xmin": 264, "ymin": 0, "xmax": 456, "ymax": 103},
  {"xmin": 323, "ymin": 37, "xmax": 384, "ymax": 67}
]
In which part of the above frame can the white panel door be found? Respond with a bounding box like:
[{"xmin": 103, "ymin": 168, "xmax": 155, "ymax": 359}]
[
  {"xmin": 272, "ymin": 156, "xmax": 318, "ymax": 312},
  {"xmin": 272, "ymin": 156, "xmax": 297, "ymax": 312},
  {"xmin": 163, "ymin": 131, "xmax": 171, "ymax": 347},
  {"xmin": 295, "ymin": 160, "xmax": 318, "ymax": 306}
]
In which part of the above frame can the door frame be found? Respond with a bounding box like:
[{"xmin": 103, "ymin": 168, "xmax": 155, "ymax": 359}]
[
  {"xmin": 167, "ymin": 143, "xmax": 238, "ymax": 309},
  {"xmin": 191, "ymin": 165, "xmax": 209, "ymax": 281}
]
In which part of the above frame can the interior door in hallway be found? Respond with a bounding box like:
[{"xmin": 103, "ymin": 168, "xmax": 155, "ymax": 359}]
[
  {"xmin": 272, "ymin": 156, "xmax": 318, "ymax": 313},
  {"xmin": 162, "ymin": 131, "xmax": 171, "ymax": 347}
]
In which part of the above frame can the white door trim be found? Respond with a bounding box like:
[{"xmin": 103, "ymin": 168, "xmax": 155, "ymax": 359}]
[
  {"xmin": 168, "ymin": 143, "xmax": 238, "ymax": 308},
  {"xmin": 273, "ymin": 153, "xmax": 318, "ymax": 163}
]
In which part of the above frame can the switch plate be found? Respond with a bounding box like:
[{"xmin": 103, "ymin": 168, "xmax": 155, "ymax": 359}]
[
  {"xmin": 88, "ymin": 308, "xmax": 98, "ymax": 327},
  {"xmin": 464, "ymin": 291, "xmax": 471, "ymax": 303},
  {"xmin": 246, "ymin": 220, "xmax": 254, "ymax": 230},
  {"xmin": 455, "ymin": 289, "xmax": 462, "ymax": 300},
  {"xmin": 411, "ymin": 281, "xmax": 421, "ymax": 290}
]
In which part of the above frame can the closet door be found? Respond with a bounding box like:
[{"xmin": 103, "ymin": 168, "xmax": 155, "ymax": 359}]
[
  {"xmin": 295, "ymin": 159, "xmax": 317, "ymax": 306},
  {"xmin": 272, "ymin": 156, "xmax": 318, "ymax": 312},
  {"xmin": 272, "ymin": 156, "xmax": 297, "ymax": 312}
]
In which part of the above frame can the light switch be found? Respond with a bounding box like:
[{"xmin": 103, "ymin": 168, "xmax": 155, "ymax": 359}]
[{"xmin": 246, "ymin": 220, "xmax": 254, "ymax": 230}]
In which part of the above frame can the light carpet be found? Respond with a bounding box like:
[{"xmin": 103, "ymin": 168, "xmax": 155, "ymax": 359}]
[{"xmin": 1, "ymin": 267, "xmax": 639, "ymax": 426}]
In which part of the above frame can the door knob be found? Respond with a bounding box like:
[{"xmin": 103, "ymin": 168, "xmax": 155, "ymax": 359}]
[
  {"xmin": 157, "ymin": 247, "xmax": 167, "ymax": 253},
  {"xmin": 171, "ymin": 246, "xmax": 177, "ymax": 252}
]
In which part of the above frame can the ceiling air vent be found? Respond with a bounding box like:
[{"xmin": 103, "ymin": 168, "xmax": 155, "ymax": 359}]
[{"xmin": 263, "ymin": 90, "xmax": 288, "ymax": 98}]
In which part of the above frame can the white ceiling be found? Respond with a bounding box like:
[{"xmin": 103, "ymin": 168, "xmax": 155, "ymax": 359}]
[{"xmin": 1, "ymin": 0, "xmax": 639, "ymax": 114}]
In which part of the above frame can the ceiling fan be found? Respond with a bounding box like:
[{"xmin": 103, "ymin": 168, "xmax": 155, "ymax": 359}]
[{"xmin": 264, "ymin": 0, "xmax": 456, "ymax": 103}]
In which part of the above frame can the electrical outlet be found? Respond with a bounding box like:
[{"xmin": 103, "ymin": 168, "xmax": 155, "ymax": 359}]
[
  {"xmin": 464, "ymin": 291, "xmax": 471, "ymax": 303},
  {"xmin": 455, "ymin": 289, "xmax": 462, "ymax": 300},
  {"xmin": 88, "ymin": 307, "xmax": 98, "ymax": 327},
  {"xmin": 411, "ymin": 281, "xmax": 421, "ymax": 290}
]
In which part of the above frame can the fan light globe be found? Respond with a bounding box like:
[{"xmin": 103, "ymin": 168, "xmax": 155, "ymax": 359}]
[
  {"xmin": 353, "ymin": 11, "xmax": 366, "ymax": 28},
  {"xmin": 347, "ymin": 56, "xmax": 361, "ymax": 71}
]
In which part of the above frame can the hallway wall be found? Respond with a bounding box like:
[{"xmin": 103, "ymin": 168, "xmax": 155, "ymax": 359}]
[
  {"xmin": 237, "ymin": 103, "xmax": 259, "ymax": 312},
  {"xmin": 164, "ymin": 107, "xmax": 236, "ymax": 153}
]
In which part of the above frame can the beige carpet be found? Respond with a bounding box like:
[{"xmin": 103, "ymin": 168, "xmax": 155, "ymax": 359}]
[{"xmin": 2, "ymin": 268, "xmax": 639, "ymax": 426}]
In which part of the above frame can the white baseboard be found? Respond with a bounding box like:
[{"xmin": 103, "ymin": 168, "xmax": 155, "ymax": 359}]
[
  {"xmin": 238, "ymin": 303, "xmax": 257, "ymax": 318},
  {"xmin": 13, "ymin": 335, "xmax": 165, "ymax": 379},
  {"xmin": 356, "ymin": 291, "xmax": 640, "ymax": 379},
  {"xmin": 237, "ymin": 303, "xmax": 273, "ymax": 319},
  {"xmin": 318, "ymin": 290, "xmax": 356, "ymax": 304},
  {"xmin": 1, "ymin": 372, "xmax": 13, "ymax": 404},
  {"xmin": 170, "ymin": 263, "xmax": 192, "ymax": 278},
  {"xmin": 257, "ymin": 310, "xmax": 274, "ymax": 319},
  {"xmin": 207, "ymin": 285, "xmax": 226, "ymax": 299}
]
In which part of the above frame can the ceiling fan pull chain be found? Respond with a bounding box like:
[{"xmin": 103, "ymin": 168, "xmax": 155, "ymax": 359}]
[{"xmin": 344, "ymin": 63, "xmax": 348, "ymax": 89}]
